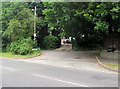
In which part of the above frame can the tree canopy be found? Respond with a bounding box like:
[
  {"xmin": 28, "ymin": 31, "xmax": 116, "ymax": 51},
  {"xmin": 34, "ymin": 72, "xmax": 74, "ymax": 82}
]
[
  {"xmin": 1, "ymin": 2, "xmax": 120, "ymax": 52},
  {"xmin": 43, "ymin": 2, "xmax": 120, "ymax": 36}
]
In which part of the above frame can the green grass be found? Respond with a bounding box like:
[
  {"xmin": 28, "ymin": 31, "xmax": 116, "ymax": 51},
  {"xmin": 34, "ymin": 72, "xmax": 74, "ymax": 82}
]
[
  {"xmin": 0, "ymin": 50, "xmax": 41, "ymax": 58},
  {"xmin": 103, "ymin": 63, "xmax": 120, "ymax": 69}
]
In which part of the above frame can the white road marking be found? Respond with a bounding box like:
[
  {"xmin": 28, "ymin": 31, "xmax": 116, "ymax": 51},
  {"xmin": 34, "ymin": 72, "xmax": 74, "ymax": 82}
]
[
  {"xmin": 2, "ymin": 66, "xmax": 16, "ymax": 71},
  {"xmin": 33, "ymin": 74, "xmax": 88, "ymax": 87},
  {"xmin": 20, "ymin": 59, "xmax": 118, "ymax": 74}
]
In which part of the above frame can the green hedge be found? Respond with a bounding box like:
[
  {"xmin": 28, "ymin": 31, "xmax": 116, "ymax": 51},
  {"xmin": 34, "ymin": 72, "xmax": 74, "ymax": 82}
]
[
  {"xmin": 6, "ymin": 38, "xmax": 34, "ymax": 55},
  {"xmin": 43, "ymin": 36, "xmax": 59, "ymax": 49}
]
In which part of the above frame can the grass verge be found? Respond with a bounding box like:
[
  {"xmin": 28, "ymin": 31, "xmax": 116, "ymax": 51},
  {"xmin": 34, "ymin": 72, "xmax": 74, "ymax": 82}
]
[
  {"xmin": 103, "ymin": 63, "xmax": 120, "ymax": 70},
  {"xmin": 0, "ymin": 50, "xmax": 41, "ymax": 58}
]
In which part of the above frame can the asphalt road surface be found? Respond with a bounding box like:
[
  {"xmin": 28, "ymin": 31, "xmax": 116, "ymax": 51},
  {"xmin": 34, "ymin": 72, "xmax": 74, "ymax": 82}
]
[{"xmin": 1, "ymin": 58, "xmax": 118, "ymax": 87}]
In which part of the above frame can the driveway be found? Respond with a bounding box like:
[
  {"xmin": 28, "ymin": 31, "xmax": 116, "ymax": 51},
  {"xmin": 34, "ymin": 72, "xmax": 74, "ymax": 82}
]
[{"xmin": 19, "ymin": 49, "xmax": 112, "ymax": 73}]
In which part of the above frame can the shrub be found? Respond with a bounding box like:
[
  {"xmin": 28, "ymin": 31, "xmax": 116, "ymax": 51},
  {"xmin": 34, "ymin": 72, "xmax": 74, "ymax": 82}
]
[
  {"xmin": 43, "ymin": 36, "xmax": 59, "ymax": 49},
  {"xmin": 6, "ymin": 38, "xmax": 34, "ymax": 55},
  {"xmin": 33, "ymin": 40, "xmax": 37, "ymax": 48},
  {"xmin": 72, "ymin": 36, "xmax": 104, "ymax": 51}
]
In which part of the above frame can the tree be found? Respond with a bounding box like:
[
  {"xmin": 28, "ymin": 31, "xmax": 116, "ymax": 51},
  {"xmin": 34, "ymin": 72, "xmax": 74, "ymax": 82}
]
[
  {"xmin": 2, "ymin": 2, "xmax": 28, "ymax": 32},
  {"xmin": 42, "ymin": 2, "xmax": 120, "ymax": 50},
  {"xmin": 76, "ymin": 2, "xmax": 120, "ymax": 33},
  {"xmin": 2, "ymin": 3, "xmax": 35, "ymax": 54},
  {"xmin": 3, "ymin": 8, "xmax": 34, "ymax": 41},
  {"xmin": 28, "ymin": 2, "xmax": 48, "ymax": 48},
  {"xmin": 2, "ymin": 2, "xmax": 29, "ymax": 48}
]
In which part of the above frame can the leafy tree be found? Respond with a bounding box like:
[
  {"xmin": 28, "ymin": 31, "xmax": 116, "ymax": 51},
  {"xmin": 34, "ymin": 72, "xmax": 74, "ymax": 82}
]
[
  {"xmin": 76, "ymin": 2, "xmax": 120, "ymax": 33},
  {"xmin": 43, "ymin": 2, "xmax": 120, "ymax": 50},
  {"xmin": 2, "ymin": 2, "xmax": 29, "ymax": 48},
  {"xmin": 2, "ymin": 2, "xmax": 35, "ymax": 54},
  {"xmin": 2, "ymin": 2, "xmax": 28, "ymax": 32},
  {"xmin": 2, "ymin": 2, "xmax": 120, "ymax": 51},
  {"xmin": 28, "ymin": 2, "xmax": 48, "ymax": 48},
  {"xmin": 3, "ymin": 8, "xmax": 34, "ymax": 41},
  {"xmin": 3, "ymin": 19, "xmax": 22, "ymax": 41}
]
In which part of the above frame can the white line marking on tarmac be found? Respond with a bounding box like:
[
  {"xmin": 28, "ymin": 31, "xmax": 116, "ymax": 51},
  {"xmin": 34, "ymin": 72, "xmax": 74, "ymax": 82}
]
[
  {"xmin": 20, "ymin": 59, "xmax": 117, "ymax": 74},
  {"xmin": 2, "ymin": 66, "xmax": 16, "ymax": 71},
  {"xmin": 33, "ymin": 74, "xmax": 88, "ymax": 87}
]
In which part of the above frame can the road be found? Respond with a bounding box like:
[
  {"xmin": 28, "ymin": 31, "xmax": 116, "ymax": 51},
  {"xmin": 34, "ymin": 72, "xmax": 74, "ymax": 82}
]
[{"xmin": 1, "ymin": 57, "xmax": 118, "ymax": 87}]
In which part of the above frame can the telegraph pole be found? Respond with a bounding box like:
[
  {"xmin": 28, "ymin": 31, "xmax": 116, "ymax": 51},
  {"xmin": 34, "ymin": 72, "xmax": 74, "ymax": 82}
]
[{"xmin": 34, "ymin": 6, "xmax": 36, "ymax": 41}]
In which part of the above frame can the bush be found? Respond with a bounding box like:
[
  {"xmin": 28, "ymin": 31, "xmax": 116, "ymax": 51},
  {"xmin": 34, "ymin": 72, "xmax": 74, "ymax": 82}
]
[
  {"xmin": 33, "ymin": 40, "xmax": 37, "ymax": 48},
  {"xmin": 43, "ymin": 36, "xmax": 59, "ymax": 49},
  {"xmin": 72, "ymin": 36, "xmax": 104, "ymax": 51},
  {"xmin": 6, "ymin": 38, "xmax": 34, "ymax": 55}
]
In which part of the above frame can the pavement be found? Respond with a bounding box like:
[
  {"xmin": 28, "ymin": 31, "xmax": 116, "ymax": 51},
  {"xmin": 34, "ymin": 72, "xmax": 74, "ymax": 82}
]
[{"xmin": 96, "ymin": 56, "xmax": 120, "ymax": 73}]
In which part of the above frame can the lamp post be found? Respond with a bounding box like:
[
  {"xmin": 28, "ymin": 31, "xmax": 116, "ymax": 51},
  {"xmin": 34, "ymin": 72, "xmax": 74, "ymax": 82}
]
[{"xmin": 32, "ymin": 6, "xmax": 37, "ymax": 41}]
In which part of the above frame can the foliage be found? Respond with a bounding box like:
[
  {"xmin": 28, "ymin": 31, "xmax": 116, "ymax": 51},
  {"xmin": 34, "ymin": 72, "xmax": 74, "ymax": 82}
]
[
  {"xmin": 76, "ymin": 2, "xmax": 120, "ymax": 33},
  {"xmin": 3, "ymin": 8, "xmax": 34, "ymax": 41},
  {"xmin": 103, "ymin": 63, "xmax": 120, "ymax": 69},
  {"xmin": 0, "ymin": 50, "xmax": 41, "ymax": 58},
  {"xmin": 43, "ymin": 2, "xmax": 120, "ymax": 49},
  {"xmin": 6, "ymin": 38, "xmax": 34, "ymax": 55},
  {"xmin": 2, "ymin": 2, "xmax": 29, "ymax": 48},
  {"xmin": 2, "ymin": 2, "xmax": 120, "ymax": 51},
  {"xmin": 27, "ymin": 2, "xmax": 48, "ymax": 48},
  {"xmin": 2, "ymin": 2, "xmax": 28, "ymax": 31},
  {"xmin": 2, "ymin": 3, "xmax": 34, "ymax": 50},
  {"xmin": 3, "ymin": 19, "xmax": 22, "ymax": 41},
  {"xmin": 43, "ymin": 35, "xmax": 59, "ymax": 49},
  {"xmin": 2, "ymin": 2, "xmax": 47, "ymax": 54}
]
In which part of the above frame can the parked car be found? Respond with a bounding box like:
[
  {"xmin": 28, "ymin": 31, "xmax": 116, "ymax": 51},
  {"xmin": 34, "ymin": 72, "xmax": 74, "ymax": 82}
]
[{"xmin": 63, "ymin": 39, "xmax": 71, "ymax": 44}]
